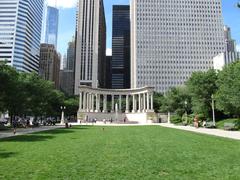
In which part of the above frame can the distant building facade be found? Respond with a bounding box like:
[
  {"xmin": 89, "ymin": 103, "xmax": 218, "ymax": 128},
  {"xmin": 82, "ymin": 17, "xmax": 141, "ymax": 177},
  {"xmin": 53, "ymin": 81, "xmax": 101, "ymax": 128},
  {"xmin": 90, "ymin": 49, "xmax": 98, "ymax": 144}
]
[
  {"xmin": 0, "ymin": 0, "xmax": 44, "ymax": 72},
  {"xmin": 224, "ymin": 25, "xmax": 236, "ymax": 52},
  {"xmin": 112, "ymin": 5, "xmax": 130, "ymax": 89},
  {"xmin": 66, "ymin": 37, "xmax": 75, "ymax": 71},
  {"xmin": 105, "ymin": 56, "xmax": 112, "ymax": 89},
  {"xmin": 60, "ymin": 38, "xmax": 75, "ymax": 96},
  {"xmin": 60, "ymin": 70, "xmax": 75, "ymax": 95},
  {"xmin": 75, "ymin": 0, "xmax": 106, "ymax": 94},
  {"xmin": 213, "ymin": 52, "xmax": 240, "ymax": 71},
  {"xmin": 131, "ymin": 0, "xmax": 226, "ymax": 93},
  {"xmin": 39, "ymin": 44, "xmax": 60, "ymax": 89}
]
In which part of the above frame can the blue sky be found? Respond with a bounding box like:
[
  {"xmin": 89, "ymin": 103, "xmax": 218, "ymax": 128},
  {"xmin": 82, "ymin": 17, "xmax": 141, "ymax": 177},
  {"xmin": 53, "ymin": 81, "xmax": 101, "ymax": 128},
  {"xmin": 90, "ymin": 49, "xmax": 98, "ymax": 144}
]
[{"xmin": 56, "ymin": 0, "xmax": 240, "ymax": 56}]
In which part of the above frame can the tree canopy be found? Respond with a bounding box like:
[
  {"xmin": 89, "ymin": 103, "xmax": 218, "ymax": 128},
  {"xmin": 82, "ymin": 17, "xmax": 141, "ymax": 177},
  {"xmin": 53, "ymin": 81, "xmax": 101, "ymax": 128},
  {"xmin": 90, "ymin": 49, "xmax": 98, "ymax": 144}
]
[
  {"xmin": 216, "ymin": 61, "xmax": 240, "ymax": 117},
  {"xmin": 186, "ymin": 69, "xmax": 218, "ymax": 119},
  {"xmin": 0, "ymin": 62, "xmax": 74, "ymax": 119}
]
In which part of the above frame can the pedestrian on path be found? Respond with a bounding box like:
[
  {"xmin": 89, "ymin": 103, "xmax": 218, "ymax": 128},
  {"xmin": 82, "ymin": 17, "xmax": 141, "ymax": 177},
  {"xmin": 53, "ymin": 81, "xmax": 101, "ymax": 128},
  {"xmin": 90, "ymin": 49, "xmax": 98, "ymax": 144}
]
[
  {"xmin": 194, "ymin": 116, "xmax": 199, "ymax": 128},
  {"xmin": 12, "ymin": 118, "xmax": 17, "ymax": 134}
]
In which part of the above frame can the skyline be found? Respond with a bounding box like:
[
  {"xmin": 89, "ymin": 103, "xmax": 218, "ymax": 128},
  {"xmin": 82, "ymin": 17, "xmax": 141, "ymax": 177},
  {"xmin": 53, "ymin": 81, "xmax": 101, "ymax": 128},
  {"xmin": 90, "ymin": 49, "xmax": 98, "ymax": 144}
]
[{"xmin": 48, "ymin": 0, "xmax": 240, "ymax": 56}]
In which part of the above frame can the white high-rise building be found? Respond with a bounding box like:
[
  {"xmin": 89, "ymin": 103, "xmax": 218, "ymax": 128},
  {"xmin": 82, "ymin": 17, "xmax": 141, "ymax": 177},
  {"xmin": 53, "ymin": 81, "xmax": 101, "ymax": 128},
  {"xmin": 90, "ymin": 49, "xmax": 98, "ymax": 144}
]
[
  {"xmin": 131, "ymin": 0, "xmax": 226, "ymax": 92},
  {"xmin": 0, "ymin": 0, "xmax": 44, "ymax": 72},
  {"xmin": 75, "ymin": 0, "xmax": 106, "ymax": 94}
]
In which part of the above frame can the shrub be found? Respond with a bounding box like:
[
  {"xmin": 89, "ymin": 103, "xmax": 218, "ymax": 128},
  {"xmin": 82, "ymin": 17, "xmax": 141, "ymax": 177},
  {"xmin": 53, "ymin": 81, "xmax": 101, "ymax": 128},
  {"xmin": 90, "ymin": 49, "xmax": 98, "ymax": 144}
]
[
  {"xmin": 170, "ymin": 115, "xmax": 182, "ymax": 124},
  {"xmin": 234, "ymin": 119, "xmax": 240, "ymax": 130}
]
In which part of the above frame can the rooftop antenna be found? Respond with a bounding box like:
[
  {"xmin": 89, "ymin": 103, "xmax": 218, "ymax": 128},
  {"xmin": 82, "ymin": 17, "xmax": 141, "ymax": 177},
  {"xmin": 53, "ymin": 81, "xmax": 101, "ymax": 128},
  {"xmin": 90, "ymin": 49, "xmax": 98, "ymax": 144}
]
[{"xmin": 55, "ymin": 0, "xmax": 57, "ymax": 8}]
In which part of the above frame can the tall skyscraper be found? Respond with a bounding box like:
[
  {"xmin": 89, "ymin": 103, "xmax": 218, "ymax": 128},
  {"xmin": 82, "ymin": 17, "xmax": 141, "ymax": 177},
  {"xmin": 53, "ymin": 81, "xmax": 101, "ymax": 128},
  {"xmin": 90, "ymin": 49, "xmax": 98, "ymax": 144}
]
[
  {"xmin": 44, "ymin": 6, "xmax": 59, "ymax": 48},
  {"xmin": 75, "ymin": 0, "xmax": 106, "ymax": 94},
  {"xmin": 131, "ymin": 0, "xmax": 226, "ymax": 93},
  {"xmin": 39, "ymin": 44, "xmax": 60, "ymax": 89},
  {"xmin": 112, "ymin": 5, "xmax": 130, "ymax": 89},
  {"xmin": 0, "ymin": 0, "xmax": 44, "ymax": 72},
  {"xmin": 224, "ymin": 25, "xmax": 236, "ymax": 52}
]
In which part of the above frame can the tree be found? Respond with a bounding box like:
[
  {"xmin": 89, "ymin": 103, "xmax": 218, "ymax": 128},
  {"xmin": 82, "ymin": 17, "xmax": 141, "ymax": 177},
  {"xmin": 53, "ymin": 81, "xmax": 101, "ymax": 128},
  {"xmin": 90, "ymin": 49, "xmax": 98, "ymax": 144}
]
[
  {"xmin": 64, "ymin": 97, "xmax": 79, "ymax": 117},
  {"xmin": 215, "ymin": 61, "xmax": 240, "ymax": 117},
  {"xmin": 153, "ymin": 92, "xmax": 164, "ymax": 113},
  {"xmin": 0, "ymin": 63, "xmax": 65, "ymax": 120},
  {"xmin": 0, "ymin": 62, "xmax": 23, "ymax": 119},
  {"xmin": 162, "ymin": 86, "xmax": 191, "ymax": 117},
  {"xmin": 186, "ymin": 69, "xmax": 218, "ymax": 119}
]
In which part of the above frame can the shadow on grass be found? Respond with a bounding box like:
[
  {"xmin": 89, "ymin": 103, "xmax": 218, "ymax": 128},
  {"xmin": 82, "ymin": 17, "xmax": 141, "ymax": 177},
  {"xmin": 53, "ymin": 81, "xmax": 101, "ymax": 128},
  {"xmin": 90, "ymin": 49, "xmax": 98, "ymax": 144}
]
[
  {"xmin": 0, "ymin": 151, "xmax": 17, "ymax": 159},
  {"xmin": 0, "ymin": 135, "xmax": 54, "ymax": 142}
]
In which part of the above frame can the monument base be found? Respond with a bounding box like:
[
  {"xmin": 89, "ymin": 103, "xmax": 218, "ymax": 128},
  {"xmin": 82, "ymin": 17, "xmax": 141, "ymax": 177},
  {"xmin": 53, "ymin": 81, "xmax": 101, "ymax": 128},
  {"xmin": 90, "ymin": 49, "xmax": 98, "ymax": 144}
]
[{"xmin": 77, "ymin": 111, "xmax": 158, "ymax": 124}]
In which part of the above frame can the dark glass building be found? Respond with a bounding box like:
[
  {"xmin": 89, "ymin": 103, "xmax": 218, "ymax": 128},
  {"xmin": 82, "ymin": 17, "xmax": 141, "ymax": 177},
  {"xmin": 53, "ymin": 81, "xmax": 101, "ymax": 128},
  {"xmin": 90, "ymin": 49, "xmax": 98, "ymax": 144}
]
[{"xmin": 112, "ymin": 5, "xmax": 130, "ymax": 89}]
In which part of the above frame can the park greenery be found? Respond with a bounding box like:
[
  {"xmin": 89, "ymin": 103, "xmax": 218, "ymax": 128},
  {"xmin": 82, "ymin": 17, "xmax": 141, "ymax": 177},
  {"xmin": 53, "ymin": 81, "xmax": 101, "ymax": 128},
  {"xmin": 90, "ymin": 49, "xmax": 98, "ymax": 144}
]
[
  {"xmin": 154, "ymin": 61, "xmax": 240, "ymax": 127},
  {"xmin": 0, "ymin": 126, "xmax": 239, "ymax": 179},
  {"xmin": 1, "ymin": 60, "xmax": 240, "ymax": 128},
  {"xmin": 0, "ymin": 62, "xmax": 79, "ymax": 122}
]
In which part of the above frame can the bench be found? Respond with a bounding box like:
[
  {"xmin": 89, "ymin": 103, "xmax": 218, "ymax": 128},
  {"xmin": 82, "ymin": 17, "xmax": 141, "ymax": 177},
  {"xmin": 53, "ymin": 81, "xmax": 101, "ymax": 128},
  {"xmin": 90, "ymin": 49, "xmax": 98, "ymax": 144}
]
[
  {"xmin": 205, "ymin": 122, "xmax": 216, "ymax": 128},
  {"xmin": 224, "ymin": 123, "xmax": 236, "ymax": 131}
]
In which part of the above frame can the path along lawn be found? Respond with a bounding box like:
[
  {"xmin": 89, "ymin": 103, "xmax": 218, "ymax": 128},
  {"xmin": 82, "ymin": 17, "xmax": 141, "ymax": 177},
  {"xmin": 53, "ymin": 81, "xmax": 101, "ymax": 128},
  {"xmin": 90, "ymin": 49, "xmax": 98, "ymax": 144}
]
[{"xmin": 0, "ymin": 126, "xmax": 240, "ymax": 179}]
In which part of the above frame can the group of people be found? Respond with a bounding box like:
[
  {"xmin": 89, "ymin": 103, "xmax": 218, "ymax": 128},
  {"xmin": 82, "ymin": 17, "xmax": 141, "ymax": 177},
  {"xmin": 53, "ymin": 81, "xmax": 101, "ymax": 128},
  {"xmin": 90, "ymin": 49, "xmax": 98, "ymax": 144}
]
[{"xmin": 82, "ymin": 116, "xmax": 128, "ymax": 125}]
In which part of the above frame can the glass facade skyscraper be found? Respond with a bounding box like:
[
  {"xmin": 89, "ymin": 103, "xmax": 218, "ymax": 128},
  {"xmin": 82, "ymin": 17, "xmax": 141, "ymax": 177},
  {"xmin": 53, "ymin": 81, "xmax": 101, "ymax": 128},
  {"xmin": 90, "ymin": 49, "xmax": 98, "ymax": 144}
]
[
  {"xmin": 0, "ymin": 0, "xmax": 44, "ymax": 72},
  {"xmin": 44, "ymin": 6, "xmax": 59, "ymax": 48},
  {"xmin": 112, "ymin": 5, "xmax": 130, "ymax": 89}
]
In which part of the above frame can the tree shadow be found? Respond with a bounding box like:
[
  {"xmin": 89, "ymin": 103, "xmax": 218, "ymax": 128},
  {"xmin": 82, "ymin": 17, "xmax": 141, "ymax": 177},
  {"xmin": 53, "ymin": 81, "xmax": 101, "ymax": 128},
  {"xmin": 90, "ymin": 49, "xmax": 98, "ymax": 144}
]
[
  {"xmin": 0, "ymin": 151, "xmax": 17, "ymax": 159},
  {"xmin": 0, "ymin": 135, "xmax": 54, "ymax": 142}
]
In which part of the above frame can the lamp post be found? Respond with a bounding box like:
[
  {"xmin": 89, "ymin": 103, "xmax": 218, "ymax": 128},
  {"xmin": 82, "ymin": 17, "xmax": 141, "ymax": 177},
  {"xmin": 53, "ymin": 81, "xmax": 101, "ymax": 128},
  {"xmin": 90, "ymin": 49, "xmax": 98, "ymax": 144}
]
[
  {"xmin": 211, "ymin": 94, "xmax": 216, "ymax": 126},
  {"xmin": 60, "ymin": 106, "xmax": 66, "ymax": 125},
  {"xmin": 184, "ymin": 100, "xmax": 188, "ymax": 123}
]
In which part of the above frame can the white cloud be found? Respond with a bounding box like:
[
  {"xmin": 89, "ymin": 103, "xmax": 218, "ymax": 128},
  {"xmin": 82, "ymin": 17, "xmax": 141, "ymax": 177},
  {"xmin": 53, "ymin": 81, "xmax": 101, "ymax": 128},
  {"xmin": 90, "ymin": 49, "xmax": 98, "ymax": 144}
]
[
  {"xmin": 46, "ymin": 0, "xmax": 77, "ymax": 9},
  {"xmin": 236, "ymin": 44, "xmax": 240, "ymax": 52},
  {"xmin": 106, "ymin": 48, "xmax": 112, "ymax": 56}
]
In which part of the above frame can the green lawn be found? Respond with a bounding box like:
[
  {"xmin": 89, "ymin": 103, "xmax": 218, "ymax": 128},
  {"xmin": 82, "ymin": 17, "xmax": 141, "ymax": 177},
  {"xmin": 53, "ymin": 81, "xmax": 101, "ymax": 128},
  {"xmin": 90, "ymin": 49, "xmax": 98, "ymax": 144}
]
[{"xmin": 0, "ymin": 126, "xmax": 240, "ymax": 179}]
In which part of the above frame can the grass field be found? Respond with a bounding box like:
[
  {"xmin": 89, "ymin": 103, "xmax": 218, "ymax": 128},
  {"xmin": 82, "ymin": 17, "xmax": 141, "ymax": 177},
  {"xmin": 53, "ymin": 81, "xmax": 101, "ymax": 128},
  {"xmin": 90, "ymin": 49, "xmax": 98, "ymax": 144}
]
[{"xmin": 0, "ymin": 126, "xmax": 240, "ymax": 179}]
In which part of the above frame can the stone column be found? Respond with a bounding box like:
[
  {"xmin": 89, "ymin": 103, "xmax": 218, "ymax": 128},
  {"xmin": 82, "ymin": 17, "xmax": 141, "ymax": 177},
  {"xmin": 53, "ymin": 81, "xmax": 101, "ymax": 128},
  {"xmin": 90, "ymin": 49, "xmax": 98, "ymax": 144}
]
[
  {"xmin": 103, "ymin": 95, "xmax": 107, "ymax": 113},
  {"xmin": 151, "ymin": 93, "xmax": 154, "ymax": 110},
  {"xmin": 79, "ymin": 91, "xmax": 82, "ymax": 111},
  {"xmin": 138, "ymin": 94, "xmax": 141, "ymax": 112},
  {"xmin": 111, "ymin": 95, "xmax": 114, "ymax": 112},
  {"xmin": 86, "ymin": 93, "xmax": 89, "ymax": 112},
  {"xmin": 125, "ymin": 95, "xmax": 129, "ymax": 113},
  {"xmin": 95, "ymin": 94, "xmax": 99, "ymax": 112},
  {"xmin": 132, "ymin": 95, "xmax": 136, "ymax": 113},
  {"xmin": 91, "ymin": 94, "xmax": 94, "ymax": 112},
  {"xmin": 83, "ymin": 92, "xmax": 86, "ymax": 111},
  {"xmin": 119, "ymin": 95, "xmax": 122, "ymax": 112},
  {"xmin": 143, "ymin": 93, "xmax": 146, "ymax": 112},
  {"xmin": 146, "ymin": 92, "xmax": 149, "ymax": 112}
]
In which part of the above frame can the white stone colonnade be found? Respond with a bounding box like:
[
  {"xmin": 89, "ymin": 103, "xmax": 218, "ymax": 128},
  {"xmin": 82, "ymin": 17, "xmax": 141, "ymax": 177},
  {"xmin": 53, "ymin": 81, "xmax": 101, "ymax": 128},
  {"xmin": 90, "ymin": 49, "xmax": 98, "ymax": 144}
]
[{"xmin": 78, "ymin": 86, "xmax": 155, "ymax": 113}]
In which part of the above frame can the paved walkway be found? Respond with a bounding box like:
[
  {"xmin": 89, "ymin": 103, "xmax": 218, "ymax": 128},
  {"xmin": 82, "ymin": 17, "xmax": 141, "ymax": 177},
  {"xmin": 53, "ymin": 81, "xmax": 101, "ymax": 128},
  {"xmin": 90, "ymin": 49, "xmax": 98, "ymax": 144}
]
[
  {"xmin": 159, "ymin": 123, "xmax": 240, "ymax": 140},
  {"xmin": 0, "ymin": 126, "xmax": 64, "ymax": 139}
]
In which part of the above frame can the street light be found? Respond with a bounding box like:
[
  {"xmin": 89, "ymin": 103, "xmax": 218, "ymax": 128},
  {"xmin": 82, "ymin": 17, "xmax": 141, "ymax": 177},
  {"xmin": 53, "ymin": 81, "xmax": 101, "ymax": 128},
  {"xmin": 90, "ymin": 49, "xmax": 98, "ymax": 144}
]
[
  {"xmin": 60, "ymin": 106, "xmax": 66, "ymax": 125},
  {"xmin": 184, "ymin": 100, "xmax": 188, "ymax": 124},
  {"xmin": 211, "ymin": 94, "xmax": 216, "ymax": 126}
]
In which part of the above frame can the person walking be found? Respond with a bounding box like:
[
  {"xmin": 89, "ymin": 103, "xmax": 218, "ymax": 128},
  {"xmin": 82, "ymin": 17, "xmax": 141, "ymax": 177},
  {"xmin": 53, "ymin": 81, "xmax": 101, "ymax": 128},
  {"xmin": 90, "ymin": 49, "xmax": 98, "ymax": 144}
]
[
  {"xmin": 194, "ymin": 115, "xmax": 199, "ymax": 128},
  {"xmin": 12, "ymin": 118, "xmax": 17, "ymax": 135}
]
